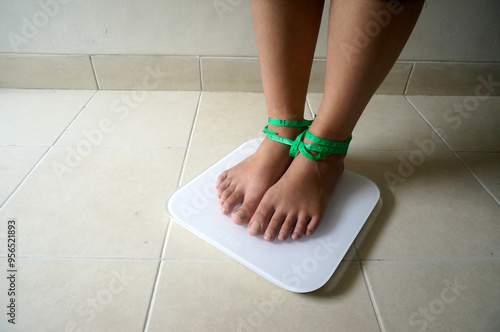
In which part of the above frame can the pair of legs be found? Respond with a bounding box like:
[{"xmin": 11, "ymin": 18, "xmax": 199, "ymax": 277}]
[{"xmin": 217, "ymin": 0, "xmax": 424, "ymax": 241}]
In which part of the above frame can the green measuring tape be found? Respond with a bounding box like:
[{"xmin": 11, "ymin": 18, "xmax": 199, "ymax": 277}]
[
  {"xmin": 262, "ymin": 118, "xmax": 313, "ymax": 147},
  {"xmin": 290, "ymin": 131, "xmax": 352, "ymax": 160},
  {"xmin": 263, "ymin": 117, "xmax": 352, "ymax": 160}
]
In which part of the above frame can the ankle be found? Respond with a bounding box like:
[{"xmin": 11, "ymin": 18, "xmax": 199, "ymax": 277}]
[
  {"xmin": 308, "ymin": 121, "xmax": 352, "ymax": 142},
  {"xmin": 267, "ymin": 124, "xmax": 305, "ymax": 140}
]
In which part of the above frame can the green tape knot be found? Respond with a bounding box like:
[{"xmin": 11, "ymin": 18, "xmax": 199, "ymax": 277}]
[{"xmin": 289, "ymin": 130, "xmax": 352, "ymax": 160}]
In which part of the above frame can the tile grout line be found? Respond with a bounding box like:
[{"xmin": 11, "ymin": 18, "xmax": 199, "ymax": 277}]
[
  {"xmin": 404, "ymin": 96, "xmax": 455, "ymax": 153},
  {"xmin": 405, "ymin": 96, "xmax": 500, "ymax": 206},
  {"xmin": 142, "ymin": 90, "xmax": 203, "ymax": 332},
  {"xmin": 305, "ymin": 95, "xmax": 315, "ymax": 119},
  {"xmin": 175, "ymin": 91, "xmax": 203, "ymax": 190},
  {"xmin": 359, "ymin": 257, "xmax": 500, "ymax": 262},
  {"xmin": 1, "ymin": 254, "xmax": 498, "ymax": 262},
  {"xmin": 402, "ymin": 61, "xmax": 416, "ymax": 95},
  {"xmin": 0, "ymin": 90, "xmax": 99, "ymax": 211},
  {"xmin": 358, "ymin": 260, "xmax": 386, "ymax": 332},
  {"xmin": 141, "ymin": 258, "xmax": 162, "ymax": 332},
  {"xmin": 48, "ymin": 144, "xmax": 195, "ymax": 149},
  {"xmin": 0, "ymin": 147, "xmax": 52, "ymax": 211},
  {"xmin": 0, "ymin": 143, "xmax": 51, "ymax": 147},
  {"xmin": 199, "ymin": 56, "xmax": 204, "ymax": 91},
  {"xmin": 3, "ymin": 255, "xmax": 160, "ymax": 260},
  {"xmin": 51, "ymin": 90, "xmax": 99, "ymax": 146},
  {"xmin": 451, "ymin": 153, "xmax": 500, "ymax": 206},
  {"xmin": 89, "ymin": 55, "xmax": 101, "ymax": 90}
]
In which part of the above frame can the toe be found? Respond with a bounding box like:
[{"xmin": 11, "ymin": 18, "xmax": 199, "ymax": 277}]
[
  {"xmin": 221, "ymin": 190, "xmax": 244, "ymax": 216},
  {"xmin": 216, "ymin": 170, "xmax": 228, "ymax": 189},
  {"xmin": 278, "ymin": 215, "xmax": 297, "ymax": 241},
  {"xmin": 306, "ymin": 215, "xmax": 321, "ymax": 236},
  {"xmin": 247, "ymin": 202, "xmax": 274, "ymax": 237},
  {"xmin": 219, "ymin": 183, "xmax": 235, "ymax": 203},
  {"xmin": 231, "ymin": 193, "xmax": 261, "ymax": 225},
  {"xmin": 264, "ymin": 212, "xmax": 287, "ymax": 242},
  {"xmin": 291, "ymin": 215, "xmax": 310, "ymax": 240},
  {"xmin": 217, "ymin": 177, "xmax": 231, "ymax": 198}
]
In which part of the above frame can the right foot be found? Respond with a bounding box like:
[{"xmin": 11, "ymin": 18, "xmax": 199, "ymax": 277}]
[{"xmin": 216, "ymin": 125, "xmax": 304, "ymax": 225}]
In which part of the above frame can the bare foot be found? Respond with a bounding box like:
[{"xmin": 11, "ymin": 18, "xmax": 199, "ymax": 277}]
[
  {"xmin": 216, "ymin": 126, "xmax": 303, "ymax": 225},
  {"xmin": 247, "ymin": 150, "xmax": 345, "ymax": 241}
]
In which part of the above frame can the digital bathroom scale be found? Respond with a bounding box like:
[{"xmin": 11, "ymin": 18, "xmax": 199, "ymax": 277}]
[{"xmin": 166, "ymin": 139, "xmax": 381, "ymax": 293}]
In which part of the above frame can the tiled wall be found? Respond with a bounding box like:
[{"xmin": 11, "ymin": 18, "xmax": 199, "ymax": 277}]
[{"xmin": 1, "ymin": 54, "xmax": 499, "ymax": 95}]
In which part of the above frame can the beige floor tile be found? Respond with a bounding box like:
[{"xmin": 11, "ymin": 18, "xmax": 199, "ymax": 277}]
[
  {"xmin": 308, "ymin": 94, "xmax": 448, "ymax": 151},
  {"xmin": 458, "ymin": 152, "xmax": 500, "ymax": 204},
  {"xmin": 407, "ymin": 96, "xmax": 500, "ymax": 151},
  {"xmin": 362, "ymin": 260, "xmax": 500, "ymax": 332},
  {"xmin": 0, "ymin": 55, "xmax": 97, "ymax": 89},
  {"xmin": 202, "ymin": 58, "xmax": 263, "ymax": 92},
  {"xmin": 0, "ymin": 258, "xmax": 158, "ymax": 332},
  {"xmin": 164, "ymin": 221, "xmax": 232, "ymax": 261},
  {"xmin": 180, "ymin": 147, "xmax": 234, "ymax": 185},
  {"xmin": 0, "ymin": 89, "xmax": 95, "ymax": 145},
  {"xmin": 56, "ymin": 90, "xmax": 199, "ymax": 147},
  {"xmin": 0, "ymin": 147, "xmax": 184, "ymax": 258},
  {"xmin": 92, "ymin": 56, "xmax": 201, "ymax": 90},
  {"xmin": 345, "ymin": 150, "xmax": 500, "ymax": 259},
  {"xmin": 0, "ymin": 146, "xmax": 47, "ymax": 206},
  {"xmin": 191, "ymin": 92, "xmax": 312, "ymax": 148},
  {"xmin": 147, "ymin": 261, "xmax": 380, "ymax": 331},
  {"xmin": 406, "ymin": 62, "xmax": 500, "ymax": 96},
  {"xmin": 190, "ymin": 91, "xmax": 268, "ymax": 148}
]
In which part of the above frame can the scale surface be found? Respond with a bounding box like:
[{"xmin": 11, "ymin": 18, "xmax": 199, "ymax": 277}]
[{"xmin": 166, "ymin": 139, "xmax": 380, "ymax": 293}]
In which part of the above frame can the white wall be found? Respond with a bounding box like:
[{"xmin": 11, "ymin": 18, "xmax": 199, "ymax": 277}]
[{"xmin": 1, "ymin": 0, "xmax": 499, "ymax": 62}]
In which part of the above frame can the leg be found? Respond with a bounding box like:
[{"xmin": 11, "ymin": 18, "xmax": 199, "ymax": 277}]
[
  {"xmin": 216, "ymin": 0, "xmax": 325, "ymax": 224},
  {"xmin": 249, "ymin": 0, "xmax": 425, "ymax": 241}
]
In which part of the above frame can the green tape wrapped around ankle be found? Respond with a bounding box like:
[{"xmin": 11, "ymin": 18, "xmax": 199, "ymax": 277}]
[
  {"xmin": 289, "ymin": 130, "xmax": 351, "ymax": 160},
  {"xmin": 267, "ymin": 118, "xmax": 313, "ymax": 128},
  {"xmin": 263, "ymin": 118, "xmax": 313, "ymax": 147},
  {"xmin": 262, "ymin": 125, "xmax": 295, "ymax": 146}
]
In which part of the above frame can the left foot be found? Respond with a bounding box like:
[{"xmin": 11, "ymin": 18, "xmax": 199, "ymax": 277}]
[{"xmin": 247, "ymin": 149, "xmax": 345, "ymax": 241}]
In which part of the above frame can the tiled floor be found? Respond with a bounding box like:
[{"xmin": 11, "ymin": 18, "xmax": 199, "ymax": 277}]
[{"xmin": 0, "ymin": 88, "xmax": 499, "ymax": 332}]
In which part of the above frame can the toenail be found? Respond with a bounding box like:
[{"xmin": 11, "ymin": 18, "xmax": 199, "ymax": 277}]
[
  {"xmin": 278, "ymin": 233, "xmax": 286, "ymax": 241},
  {"xmin": 248, "ymin": 221, "xmax": 261, "ymax": 235},
  {"xmin": 292, "ymin": 232, "xmax": 299, "ymax": 240},
  {"xmin": 264, "ymin": 233, "xmax": 273, "ymax": 241},
  {"xmin": 234, "ymin": 210, "xmax": 246, "ymax": 222},
  {"xmin": 221, "ymin": 207, "xmax": 228, "ymax": 214}
]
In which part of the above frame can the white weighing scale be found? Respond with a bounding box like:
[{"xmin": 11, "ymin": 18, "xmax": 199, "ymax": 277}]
[{"xmin": 166, "ymin": 139, "xmax": 381, "ymax": 293}]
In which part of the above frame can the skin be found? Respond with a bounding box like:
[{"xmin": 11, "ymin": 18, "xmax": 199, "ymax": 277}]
[{"xmin": 217, "ymin": 0, "xmax": 425, "ymax": 241}]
